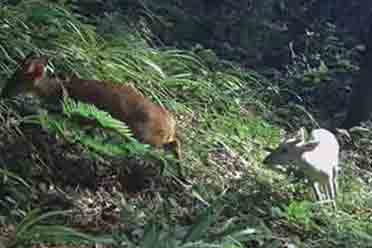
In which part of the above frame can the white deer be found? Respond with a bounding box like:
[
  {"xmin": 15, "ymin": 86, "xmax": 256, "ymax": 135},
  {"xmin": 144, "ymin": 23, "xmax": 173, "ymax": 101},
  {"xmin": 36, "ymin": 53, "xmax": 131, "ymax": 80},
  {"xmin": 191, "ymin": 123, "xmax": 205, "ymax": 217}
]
[{"xmin": 263, "ymin": 128, "xmax": 340, "ymax": 206}]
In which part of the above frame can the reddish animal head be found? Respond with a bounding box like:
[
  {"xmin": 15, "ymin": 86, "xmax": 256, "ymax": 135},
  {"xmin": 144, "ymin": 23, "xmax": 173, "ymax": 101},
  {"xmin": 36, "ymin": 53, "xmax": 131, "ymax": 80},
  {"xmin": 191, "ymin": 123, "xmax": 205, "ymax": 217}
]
[{"xmin": 1, "ymin": 53, "xmax": 49, "ymax": 98}]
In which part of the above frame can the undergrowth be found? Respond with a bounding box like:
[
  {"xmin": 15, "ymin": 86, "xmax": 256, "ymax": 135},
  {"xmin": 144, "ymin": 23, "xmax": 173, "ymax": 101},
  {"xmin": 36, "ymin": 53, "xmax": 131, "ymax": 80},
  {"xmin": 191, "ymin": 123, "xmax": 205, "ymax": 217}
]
[{"xmin": 0, "ymin": 1, "xmax": 371, "ymax": 248}]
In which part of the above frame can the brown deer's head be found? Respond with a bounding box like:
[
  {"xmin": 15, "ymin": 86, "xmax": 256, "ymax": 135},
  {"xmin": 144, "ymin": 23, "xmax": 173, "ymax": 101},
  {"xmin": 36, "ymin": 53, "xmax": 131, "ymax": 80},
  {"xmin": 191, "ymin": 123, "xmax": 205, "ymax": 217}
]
[{"xmin": 1, "ymin": 53, "xmax": 49, "ymax": 98}]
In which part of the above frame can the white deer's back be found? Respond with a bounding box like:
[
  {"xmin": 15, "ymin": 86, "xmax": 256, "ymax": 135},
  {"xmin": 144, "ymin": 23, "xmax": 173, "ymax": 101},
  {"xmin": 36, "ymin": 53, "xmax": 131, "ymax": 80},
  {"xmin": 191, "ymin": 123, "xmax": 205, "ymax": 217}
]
[{"xmin": 301, "ymin": 129, "xmax": 339, "ymax": 175}]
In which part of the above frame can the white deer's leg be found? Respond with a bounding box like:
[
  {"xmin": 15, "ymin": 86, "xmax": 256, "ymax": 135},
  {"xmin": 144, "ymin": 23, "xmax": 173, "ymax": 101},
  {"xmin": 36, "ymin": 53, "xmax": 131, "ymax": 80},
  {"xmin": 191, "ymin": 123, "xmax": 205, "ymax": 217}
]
[
  {"xmin": 333, "ymin": 167, "xmax": 338, "ymax": 209},
  {"xmin": 327, "ymin": 179, "xmax": 337, "ymax": 208},
  {"xmin": 332, "ymin": 166, "xmax": 338, "ymax": 198},
  {"xmin": 324, "ymin": 182, "xmax": 331, "ymax": 200},
  {"xmin": 312, "ymin": 182, "xmax": 323, "ymax": 201},
  {"xmin": 327, "ymin": 177, "xmax": 335, "ymax": 200}
]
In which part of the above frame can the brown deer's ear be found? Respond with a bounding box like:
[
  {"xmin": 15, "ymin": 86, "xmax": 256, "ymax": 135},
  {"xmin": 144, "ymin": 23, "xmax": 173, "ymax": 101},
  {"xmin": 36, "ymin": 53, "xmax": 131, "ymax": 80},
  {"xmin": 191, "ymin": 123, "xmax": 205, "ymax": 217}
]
[
  {"xmin": 24, "ymin": 60, "xmax": 37, "ymax": 74},
  {"xmin": 38, "ymin": 55, "xmax": 49, "ymax": 66},
  {"xmin": 15, "ymin": 56, "xmax": 25, "ymax": 66},
  {"xmin": 24, "ymin": 58, "xmax": 48, "ymax": 81},
  {"xmin": 17, "ymin": 52, "xmax": 48, "ymax": 67},
  {"xmin": 16, "ymin": 51, "xmax": 39, "ymax": 65}
]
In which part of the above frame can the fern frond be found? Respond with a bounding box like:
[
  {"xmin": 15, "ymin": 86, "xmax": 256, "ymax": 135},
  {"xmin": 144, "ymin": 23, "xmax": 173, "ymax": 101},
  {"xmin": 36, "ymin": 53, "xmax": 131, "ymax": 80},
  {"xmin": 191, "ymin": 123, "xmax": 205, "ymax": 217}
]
[{"xmin": 62, "ymin": 96, "xmax": 137, "ymax": 142}]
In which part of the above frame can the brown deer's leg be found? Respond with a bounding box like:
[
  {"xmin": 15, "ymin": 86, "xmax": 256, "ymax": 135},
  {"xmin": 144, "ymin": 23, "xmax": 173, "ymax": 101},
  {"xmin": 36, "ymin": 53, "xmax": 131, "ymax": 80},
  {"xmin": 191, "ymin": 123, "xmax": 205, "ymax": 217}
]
[{"xmin": 163, "ymin": 139, "xmax": 182, "ymax": 160}]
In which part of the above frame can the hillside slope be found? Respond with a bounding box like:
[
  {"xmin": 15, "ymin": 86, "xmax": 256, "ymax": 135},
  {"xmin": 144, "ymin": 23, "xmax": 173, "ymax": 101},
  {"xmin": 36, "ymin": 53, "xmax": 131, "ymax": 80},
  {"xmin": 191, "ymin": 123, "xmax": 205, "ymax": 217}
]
[{"xmin": 0, "ymin": 2, "xmax": 371, "ymax": 248}]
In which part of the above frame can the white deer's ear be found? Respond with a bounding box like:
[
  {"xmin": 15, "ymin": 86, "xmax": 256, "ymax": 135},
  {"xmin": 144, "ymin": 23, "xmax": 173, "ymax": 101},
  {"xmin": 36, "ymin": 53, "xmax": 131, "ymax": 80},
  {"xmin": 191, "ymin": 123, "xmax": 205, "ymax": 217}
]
[
  {"xmin": 286, "ymin": 127, "xmax": 306, "ymax": 145},
  {"xmin": 299, "ymin": 140, "xmax": 319, "ymax": 152},
  {"xmin": 295, "ymin": 127, "xmax": 306, "ymax": 141},
  {"xmin": 285, "ymin": 136, "xmax": 302, "ymax": 146}
]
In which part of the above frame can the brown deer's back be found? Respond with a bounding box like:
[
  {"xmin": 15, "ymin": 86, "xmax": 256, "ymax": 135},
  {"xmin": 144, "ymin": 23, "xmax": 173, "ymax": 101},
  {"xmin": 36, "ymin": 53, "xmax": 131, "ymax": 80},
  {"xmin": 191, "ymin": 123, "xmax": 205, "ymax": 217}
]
[
  {"xmin": 64, "ymin": 77, "xmax": 177, "ymax": 147},
  {"xmin": 1, "ymin": 54, "xmax": 180, "ymax": 159}
]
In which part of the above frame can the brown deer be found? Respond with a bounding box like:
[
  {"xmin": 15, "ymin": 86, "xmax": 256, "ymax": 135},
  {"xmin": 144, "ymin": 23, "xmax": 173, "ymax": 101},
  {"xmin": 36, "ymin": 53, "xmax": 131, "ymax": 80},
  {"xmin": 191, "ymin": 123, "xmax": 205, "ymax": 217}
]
[{"xmin": 1, "ymin": 54, "xmax": 181, "ymax": 160}]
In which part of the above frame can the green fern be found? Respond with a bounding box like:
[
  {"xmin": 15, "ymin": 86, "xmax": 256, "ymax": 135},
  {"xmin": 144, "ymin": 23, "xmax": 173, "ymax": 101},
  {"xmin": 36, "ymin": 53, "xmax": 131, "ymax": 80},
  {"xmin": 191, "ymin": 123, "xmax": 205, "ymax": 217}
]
[
  {"xmin": 37, "ymin": 102, "xmax": 149, "ymax": 158},
  {"xmin": 62, "ymin": 96, "xmax": 137, "ymax": 142}
]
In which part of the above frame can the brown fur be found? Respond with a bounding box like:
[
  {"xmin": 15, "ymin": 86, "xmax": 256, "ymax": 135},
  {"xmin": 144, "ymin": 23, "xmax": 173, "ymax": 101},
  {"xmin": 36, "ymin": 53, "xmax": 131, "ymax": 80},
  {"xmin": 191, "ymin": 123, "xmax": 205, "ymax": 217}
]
[
  {"xmin": 68, "ymin": 75, "xmax": 181, "ymax": 158},
  {"xmin": 3, "ymin": 55, "xmax": 181, "ymax": 159}
]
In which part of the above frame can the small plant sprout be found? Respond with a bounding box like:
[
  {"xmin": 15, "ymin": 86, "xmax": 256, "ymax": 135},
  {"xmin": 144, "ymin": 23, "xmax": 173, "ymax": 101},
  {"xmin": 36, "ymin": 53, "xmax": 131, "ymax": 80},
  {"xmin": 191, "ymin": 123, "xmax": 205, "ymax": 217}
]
[{"xmin": 263, "ymin": 127, "xmax": 340, "ymax": 207}]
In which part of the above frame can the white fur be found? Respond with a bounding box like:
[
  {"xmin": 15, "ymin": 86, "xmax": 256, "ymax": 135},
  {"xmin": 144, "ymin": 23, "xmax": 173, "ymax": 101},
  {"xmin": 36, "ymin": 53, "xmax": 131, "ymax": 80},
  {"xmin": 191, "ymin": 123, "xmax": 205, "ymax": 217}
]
[{"xmin": 264, "ymin": 128, "xmax": 340, "ymax": 205}]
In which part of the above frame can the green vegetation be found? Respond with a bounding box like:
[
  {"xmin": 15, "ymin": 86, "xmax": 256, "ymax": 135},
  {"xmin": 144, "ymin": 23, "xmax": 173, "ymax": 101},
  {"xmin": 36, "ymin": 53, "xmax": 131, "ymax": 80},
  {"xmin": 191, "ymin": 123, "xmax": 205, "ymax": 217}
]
[{"xmin": 0, "ymin": 1, "xmax": 371, "ymax": 248}]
